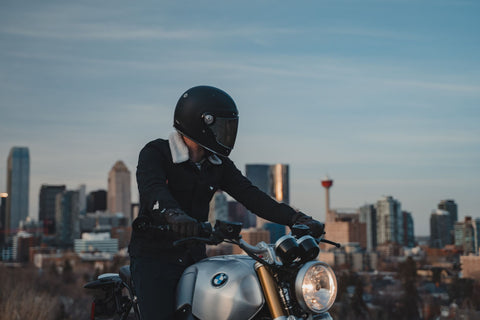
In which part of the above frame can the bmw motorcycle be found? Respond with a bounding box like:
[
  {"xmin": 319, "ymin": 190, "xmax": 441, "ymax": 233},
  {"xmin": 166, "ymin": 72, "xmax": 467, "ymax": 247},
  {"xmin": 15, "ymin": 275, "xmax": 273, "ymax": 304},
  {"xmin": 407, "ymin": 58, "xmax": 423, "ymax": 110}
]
[{"xmin": 84, "ymin": 220, "xmax": 340, "ymax": 320}]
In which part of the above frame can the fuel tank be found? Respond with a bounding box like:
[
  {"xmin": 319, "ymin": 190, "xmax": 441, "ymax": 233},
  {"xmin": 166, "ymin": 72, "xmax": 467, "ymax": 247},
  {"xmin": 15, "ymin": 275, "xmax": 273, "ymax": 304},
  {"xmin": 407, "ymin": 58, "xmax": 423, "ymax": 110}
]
[{"xmin": 176, "ymin": 255, "xmax": 265, "ymax": 320}]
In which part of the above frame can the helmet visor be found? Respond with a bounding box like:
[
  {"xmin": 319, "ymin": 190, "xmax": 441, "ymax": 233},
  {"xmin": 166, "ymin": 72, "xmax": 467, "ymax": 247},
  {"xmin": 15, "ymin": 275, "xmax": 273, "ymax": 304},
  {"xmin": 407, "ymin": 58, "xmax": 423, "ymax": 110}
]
[{"xmin": 209, "ymin": 117, "xmax": 238, "ymax": 151}]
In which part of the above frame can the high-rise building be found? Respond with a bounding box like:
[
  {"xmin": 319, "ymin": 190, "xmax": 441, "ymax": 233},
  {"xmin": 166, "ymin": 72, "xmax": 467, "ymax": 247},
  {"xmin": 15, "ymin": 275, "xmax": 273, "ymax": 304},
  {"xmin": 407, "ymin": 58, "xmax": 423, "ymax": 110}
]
[
  {"xmin": 6, "ymin": 147, "xmax": 30, "ymax": 236},
  {"xmin": 430, "ymin": 209, "xmax": 451, "ymax": 248},
  {"xmin": 438, "ymin": 199, "xmax": 458, "ymax": 244},
  {"xmin": 454, "ymin": 216, "xmax": 476, "ymax": 254},
  {"xmin": 208, "ymin": 191, "xmax": 228, "ymax": 225},
  {"xmin": 0, "ymin": 193, "xmax": 8, "ymax": 245},
  {"xmin": 474, "ymin": 218, "xmax": 480, "ymax": 254},
  {"xmin": 55, "ymin": 190, "xmax": 80, "ymax": 247},
  {"xmin": 376, "ymin": 196, "xmax": 403, "ymax": 245},
  {"xmin": 438, "ymin": 199, "xmax": 458, "ymax": 224},
  {"xmin": 78, "ymin": 184, "xmax": 87, "ymax": 216},
  {"xmin": 358, "ymin": 204, "xmax": 377, "ymax": 251},
  {"xmin": 107, "ymin": 161, "xmax": 131, "ymax": 219},
  {"xmin": 39, "ymin": 185, "xmax": 66, "ymax": 235},
  {"xmin": 245, "ymin": 164, "xmax": 289, "ymax": 242},
  {"xmin": 87, "ymin": 190, "xmax": 107, "ymax": 213},
  {"xmin": 402, "ymin": 211, "xmax": 415, "ymax": 248}
]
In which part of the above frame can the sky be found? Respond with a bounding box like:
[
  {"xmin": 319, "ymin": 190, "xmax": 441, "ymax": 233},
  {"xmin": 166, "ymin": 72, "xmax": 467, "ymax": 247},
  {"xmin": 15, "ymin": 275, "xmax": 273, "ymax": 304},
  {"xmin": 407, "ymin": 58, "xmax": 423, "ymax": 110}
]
[{"xmin": 1, "ymin": 0, "xmax": 479, "ymax": 236}]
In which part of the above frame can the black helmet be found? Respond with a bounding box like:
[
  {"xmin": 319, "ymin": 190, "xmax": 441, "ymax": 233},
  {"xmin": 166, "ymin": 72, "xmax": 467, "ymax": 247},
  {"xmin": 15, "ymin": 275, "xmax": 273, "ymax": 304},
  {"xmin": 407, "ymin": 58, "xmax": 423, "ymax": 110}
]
[{"xmin": 174, "ymin": 86, "xmax": 239, "ymax": 157}]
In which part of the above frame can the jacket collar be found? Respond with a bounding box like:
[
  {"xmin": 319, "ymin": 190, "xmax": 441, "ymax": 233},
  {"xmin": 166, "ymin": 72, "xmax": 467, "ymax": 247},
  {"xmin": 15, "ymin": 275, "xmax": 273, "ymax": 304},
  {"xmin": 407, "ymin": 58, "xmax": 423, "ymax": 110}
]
[{"xmin": 168, "ymin": 131, "xmax": 222, "ymax": 165}]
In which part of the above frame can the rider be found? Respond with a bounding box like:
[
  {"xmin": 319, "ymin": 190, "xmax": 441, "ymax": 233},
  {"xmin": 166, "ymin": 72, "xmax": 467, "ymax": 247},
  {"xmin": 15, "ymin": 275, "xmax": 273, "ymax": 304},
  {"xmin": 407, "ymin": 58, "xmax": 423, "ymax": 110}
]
[{"xmin": 128, "ymin": 85, "xmax": 325, "ymax": 320}]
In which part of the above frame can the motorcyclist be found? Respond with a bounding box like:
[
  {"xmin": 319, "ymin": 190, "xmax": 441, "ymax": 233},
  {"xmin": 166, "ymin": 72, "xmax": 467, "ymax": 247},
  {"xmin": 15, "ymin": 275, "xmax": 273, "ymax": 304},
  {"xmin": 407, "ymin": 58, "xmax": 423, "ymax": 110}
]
[{"xmin": 128, "ymin": 85, "xmax": 325, "ymax": 320}]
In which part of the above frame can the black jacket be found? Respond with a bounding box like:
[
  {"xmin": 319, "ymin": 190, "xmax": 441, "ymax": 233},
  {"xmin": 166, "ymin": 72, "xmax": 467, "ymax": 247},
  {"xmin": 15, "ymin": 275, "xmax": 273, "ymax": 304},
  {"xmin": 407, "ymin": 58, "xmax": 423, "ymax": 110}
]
[{"xmin": 128, "ymin": 138, "xmax": 298, "ymax": 259}]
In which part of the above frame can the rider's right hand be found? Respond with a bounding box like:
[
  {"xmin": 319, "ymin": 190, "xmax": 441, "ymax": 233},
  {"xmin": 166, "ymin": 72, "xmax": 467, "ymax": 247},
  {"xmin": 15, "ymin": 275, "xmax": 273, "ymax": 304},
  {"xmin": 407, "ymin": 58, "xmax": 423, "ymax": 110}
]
[
  {"xmin": 163, "ymin": 208, "xmax": 199, "ymax": 238},
  {"xmin": 291, "ymin": 212, "xmax": 325, "ymax": 238}
]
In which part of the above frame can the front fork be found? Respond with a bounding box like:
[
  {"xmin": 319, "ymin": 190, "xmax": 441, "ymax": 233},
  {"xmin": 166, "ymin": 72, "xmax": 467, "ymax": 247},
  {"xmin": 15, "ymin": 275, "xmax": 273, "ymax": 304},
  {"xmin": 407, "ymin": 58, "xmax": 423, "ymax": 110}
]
[{"xmin": 255, "ymin": 262, "xmax": 290, "ymax": 320}]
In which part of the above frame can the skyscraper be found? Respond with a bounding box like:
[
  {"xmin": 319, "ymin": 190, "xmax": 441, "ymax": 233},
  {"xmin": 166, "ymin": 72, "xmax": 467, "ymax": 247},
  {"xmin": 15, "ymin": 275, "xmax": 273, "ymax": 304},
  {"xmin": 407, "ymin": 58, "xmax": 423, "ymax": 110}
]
[
  {"xmin": 376, "ymin": 196, "xmax": 403, "ymax": 245},
  {"xmin": 454, "ymin": 216, "xmax": 476, "ymax": 254},
  {"xmin": 358, "ymin": 204, "xmax": 377, "ymax": 251},
  {"xmin": 0, "ymin": 193, "xmax": 8, "ymax": 245},
  {"xmin": 87, "ymin": 190, "xmax": 107, "ymax": 213},
  {"xmin": 402, "ymin": 211, "xmax": 415, "ymax": 248},
  {"xmin": 107, "ymin": 161, "xmax": 131, "ymax": 219},
  {"xmin": 39, "ymin": 185, "xmax": 66, "ymax": 235},
  {"xmin": 245, "ymin": 164, "xmax": 289, "ymax": 241},
  {"xmin": 55, "ymin": 190, "xmax": 80, "ymax": 247},
  {"xmin": 430, "ymin": 209, "xmax": 451, "ymax": 248},
  {"xmin": 438, "ymin": 199, "xmax": 458, "ymax": 224},
  {"xmin": 6, "ymin": 147, "xmax": 30, "ymax": 236},
  {"xmin": 438, "ymin": 199, "xmax": 458, "ymax": 243}
]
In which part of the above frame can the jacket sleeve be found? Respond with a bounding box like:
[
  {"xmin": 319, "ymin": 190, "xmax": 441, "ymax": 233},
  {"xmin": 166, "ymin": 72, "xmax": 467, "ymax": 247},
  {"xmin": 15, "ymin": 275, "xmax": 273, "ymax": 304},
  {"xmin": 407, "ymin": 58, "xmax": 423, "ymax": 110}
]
[
  {"xmin": 220, "ymin": 158, "xmax": 297, "ymax": 226},
  {"xmin": 136, "ymin": 141, "xmax": 181, "ymax": 217}
]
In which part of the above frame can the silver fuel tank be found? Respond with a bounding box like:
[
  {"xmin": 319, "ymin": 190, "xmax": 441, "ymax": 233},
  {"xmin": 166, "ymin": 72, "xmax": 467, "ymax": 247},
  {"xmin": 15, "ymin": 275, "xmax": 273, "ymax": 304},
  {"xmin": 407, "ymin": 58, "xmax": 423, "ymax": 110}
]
[{"xmin": 176, "ymin": 255, "xmax": 265, "ymax": 320}]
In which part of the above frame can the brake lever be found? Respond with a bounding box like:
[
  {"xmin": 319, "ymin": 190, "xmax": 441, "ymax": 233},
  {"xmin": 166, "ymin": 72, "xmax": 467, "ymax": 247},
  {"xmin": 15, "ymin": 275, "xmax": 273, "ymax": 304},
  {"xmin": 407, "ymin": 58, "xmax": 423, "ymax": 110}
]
[{"xmin": 320, "ymin": 238, "xmax": 341, "ymax": 248}]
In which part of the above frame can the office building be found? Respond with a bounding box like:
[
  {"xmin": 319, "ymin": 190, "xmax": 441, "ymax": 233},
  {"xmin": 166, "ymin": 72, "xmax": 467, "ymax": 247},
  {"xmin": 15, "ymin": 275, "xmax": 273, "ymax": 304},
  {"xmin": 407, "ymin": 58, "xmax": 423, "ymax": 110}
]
[
  {"xmin": 358, "ymin": 204, "xmax": 377, "ymax": 251},
  {"xmin": 438, "ymin": 199, "xmax": 458, "ymax": 226},
  {"xmin": 325, "ymin": 219, "xmax": 367, "ymax": 249},
  {"xmin": 12, "ymin": 231, "xmax": 41, "ymax": 262},
  {"xmin": 6, "ymin": 147, "xmax": 30, "ymax": 236},
  {"xmin": 0, "ymin": 193, "xmax": 7, "ymax": 245},
  {"xmin": 430, "ymin": 209, "xmax": 451, "ymax": 248},
  {"xmin": 245, "ymin": 164, "xmax": 289, "ymax": 242},
  {"xmin": 107, "ymin": 161, "xmax": 131, "ymax": 219},
  {"xmin": 78, "ymin": 184, "xmax": 87, "ymax": 216},
  {"xmin": 438, "ymin": 199, "xmax": 458, "ymax": 243},
  {"xmin": 39, "ymin": 185, "xmax": 66, "ymax": 235},
  {"xmin": 74, "ymin": 232, "xmax": 119, "ymax": 254},
  {"xmin": 87, "ymin": 190, "xmax": 107, "ymax": 213},
  {"xmin": 376, "ymin": 196, "xmax": 403, "ymax": 245},
  {"xmin": 454, "ymin": 216, "xmax": 476, "ymax": 254},
  {"xmin": 402, "ymin": 211, "xmax": 415, "ymax": 248},
  {"xmin": 55, "ymin": 190, "xmax": 80, "ymax": 247}
]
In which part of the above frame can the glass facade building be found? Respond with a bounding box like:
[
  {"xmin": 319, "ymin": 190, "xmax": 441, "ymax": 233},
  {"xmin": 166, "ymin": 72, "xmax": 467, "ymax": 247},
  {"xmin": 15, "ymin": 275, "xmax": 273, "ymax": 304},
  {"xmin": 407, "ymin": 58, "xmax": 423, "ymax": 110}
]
[
  {"xmin": 6, "ymin": 147, "xmax": 30, "ymax": 235},
  {"xmin": 375, "ymin": 196, "xmax": 403, "ymax": 245}
]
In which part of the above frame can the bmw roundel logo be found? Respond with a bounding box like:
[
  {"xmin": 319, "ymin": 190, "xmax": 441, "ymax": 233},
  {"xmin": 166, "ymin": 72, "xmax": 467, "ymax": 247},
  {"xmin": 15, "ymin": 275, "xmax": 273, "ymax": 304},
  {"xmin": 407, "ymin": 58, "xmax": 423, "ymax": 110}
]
[{"xmin": 212, "ymin": 273, "xmax": 228, "ymax": 287}]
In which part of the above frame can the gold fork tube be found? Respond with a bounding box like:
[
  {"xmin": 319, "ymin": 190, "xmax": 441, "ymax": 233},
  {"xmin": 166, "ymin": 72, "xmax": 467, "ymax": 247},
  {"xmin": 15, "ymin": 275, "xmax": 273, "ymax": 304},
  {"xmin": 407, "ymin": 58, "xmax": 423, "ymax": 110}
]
[{"xmin": 255, "ymin": 262, "xmax": 286, "ymax": 319}]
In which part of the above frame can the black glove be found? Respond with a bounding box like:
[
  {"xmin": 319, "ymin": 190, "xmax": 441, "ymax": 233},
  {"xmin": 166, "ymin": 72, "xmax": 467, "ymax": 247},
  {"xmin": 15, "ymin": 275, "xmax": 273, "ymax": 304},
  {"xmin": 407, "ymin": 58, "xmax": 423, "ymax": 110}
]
[
  {"xmin": 291, "ymin": 212, "xmax": 325, "ymax": 238},
  {"xmin": 163, "ymin": 208, "xmax": 199, "ymax": 238}
]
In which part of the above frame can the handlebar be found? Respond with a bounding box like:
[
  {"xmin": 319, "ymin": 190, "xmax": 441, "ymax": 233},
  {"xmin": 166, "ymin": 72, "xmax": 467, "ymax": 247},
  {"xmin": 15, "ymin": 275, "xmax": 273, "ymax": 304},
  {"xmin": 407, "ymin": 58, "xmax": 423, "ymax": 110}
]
[{"xmin": 134, "ymin": 217, "xmax": 341, "ymax": 249}]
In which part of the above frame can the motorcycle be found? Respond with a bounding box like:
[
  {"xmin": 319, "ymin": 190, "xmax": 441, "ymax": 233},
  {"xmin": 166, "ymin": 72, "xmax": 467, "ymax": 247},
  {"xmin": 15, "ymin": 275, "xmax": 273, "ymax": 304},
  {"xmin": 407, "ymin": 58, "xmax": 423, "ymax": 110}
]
[{"xmin": 84, "ymin": 220, "xmax": 340, "ymax": 320}]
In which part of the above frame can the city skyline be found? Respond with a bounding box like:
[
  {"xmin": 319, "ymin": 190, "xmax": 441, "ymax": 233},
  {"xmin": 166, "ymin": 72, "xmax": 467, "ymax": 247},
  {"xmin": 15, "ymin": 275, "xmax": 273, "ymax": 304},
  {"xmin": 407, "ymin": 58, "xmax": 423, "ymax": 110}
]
[{"xmin": 1, "ymin": 1, "xmax": 479, "ymax": 236}]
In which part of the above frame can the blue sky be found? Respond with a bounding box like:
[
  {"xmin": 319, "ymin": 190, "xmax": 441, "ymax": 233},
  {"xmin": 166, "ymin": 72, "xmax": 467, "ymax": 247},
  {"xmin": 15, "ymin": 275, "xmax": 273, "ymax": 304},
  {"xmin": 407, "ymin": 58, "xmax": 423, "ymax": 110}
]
[{"xmin": 1, "ymin": 0, "xmax": 479, "ymax": 235}]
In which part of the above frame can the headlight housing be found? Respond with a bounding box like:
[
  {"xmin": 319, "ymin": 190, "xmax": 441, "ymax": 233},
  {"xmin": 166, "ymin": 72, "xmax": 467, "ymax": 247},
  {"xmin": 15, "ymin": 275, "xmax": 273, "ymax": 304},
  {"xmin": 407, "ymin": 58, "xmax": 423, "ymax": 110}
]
[{"xmin": 295, "ymin": 261, "xmax": 337, "ymax": 314}]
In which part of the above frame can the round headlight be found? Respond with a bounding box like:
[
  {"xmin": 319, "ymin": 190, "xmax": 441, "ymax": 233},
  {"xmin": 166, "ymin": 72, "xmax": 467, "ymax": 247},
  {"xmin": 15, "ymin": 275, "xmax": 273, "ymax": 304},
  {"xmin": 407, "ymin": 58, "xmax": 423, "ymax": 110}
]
[{"xmin": 295, "ymin": 261, "xmax": 337, "ymax": 314}]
